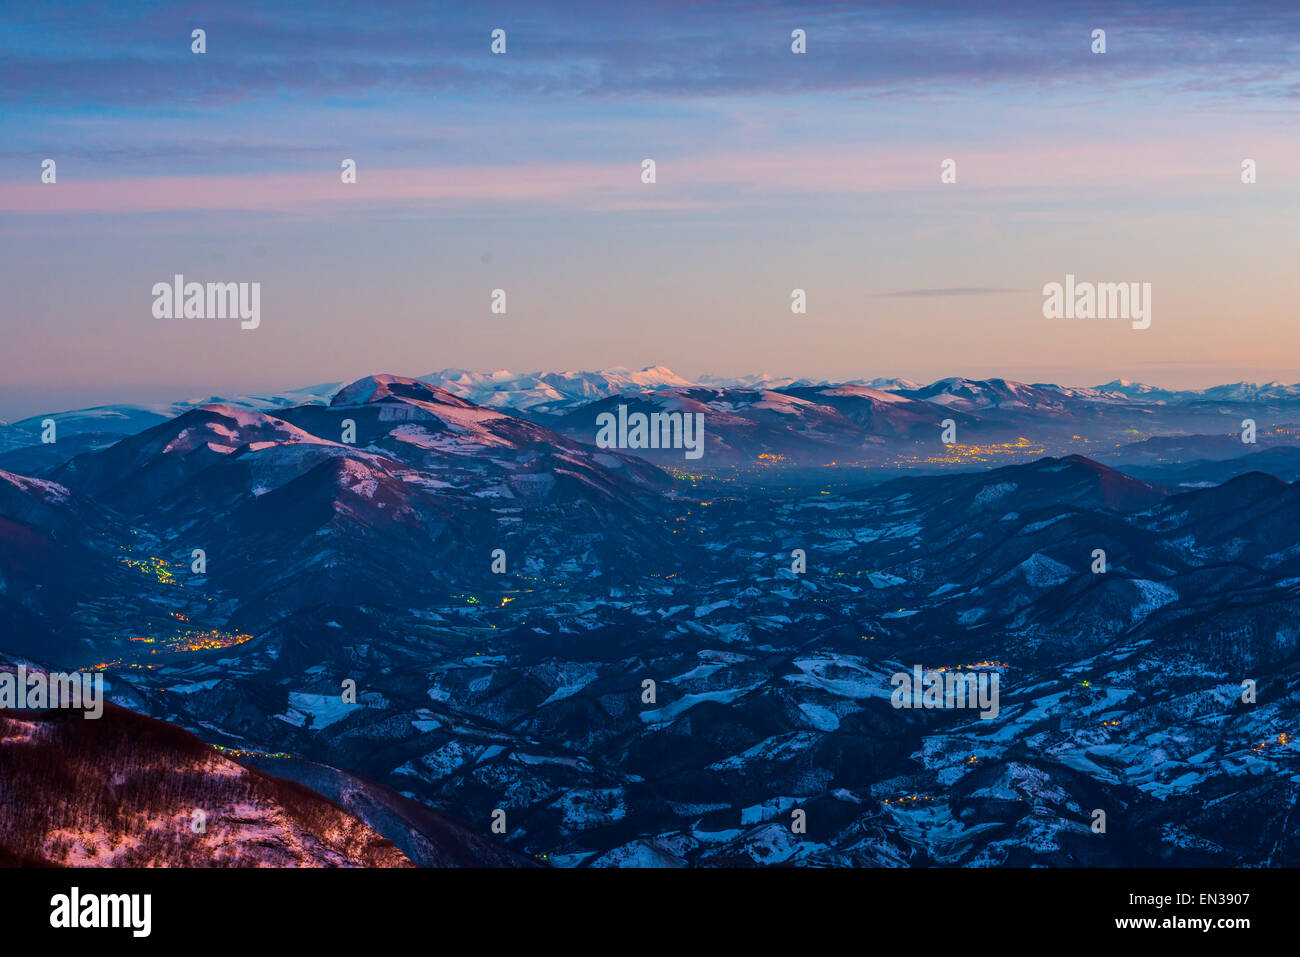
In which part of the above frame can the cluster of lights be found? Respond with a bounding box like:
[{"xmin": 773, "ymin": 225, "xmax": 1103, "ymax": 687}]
[
  {"xmin": 211, "ymin": 744, "xmax": 293, "ymax": 759},
  {"xmin": 119, "ymin": 555, "xmax": 182, "ymax": 585},
  {"xmin": 1253, "ymin": 732, "xmax": 1292, "ymax": 753},
  {"xmin": 124, "ymin": 628, "xmax": 252, "ymax": 654},
  {"xmin": 881, "ymin": 794, "xmax": 941, "ymax": 806}
]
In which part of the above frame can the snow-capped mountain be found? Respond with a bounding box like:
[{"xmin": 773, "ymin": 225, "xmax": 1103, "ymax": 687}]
[
  {"xmin": 10, "ymin": 403, "xmax": 176, "ymax": 438},
  {"xmin": 1094, "ymin": 379, "xmax": 1182, "ymax": 403},
  {"xmin": 1194, "ymin": 381, "xmax": 1300, "ymax": 403},
  {"xmin": 854, "ymin": 376, "xmax": 923, "ymax": 392},
  {"xmin": 419, "ymin": 366, "xmax": 695, "ymax": 412},
  {"xmin": 15, "ymin": 372, "xmax": 1300, "ymax": 478},
  {"xmin": 695, "ymin": 373, "xmax": 811, "ymax": 390},
  {"xmin": 7, "ymin": 371, "xmax": 1300, "ymax": 868},
  {"xmin": 8, "ymin": 383, "xmax": 342, "ymax": 441},
  {"xmin": 897, "ymin": 377, "xmax": 1087, "ymax": 412},
  {"xmin": 540, "ymin": 384, "xmax": 973, "ymax": 464},
  {"xmin": 1096, "ymin": 379, "xmax": 1300, "ymax": 405},
  {"xmin": 39, "ymin": 376, "xmax": 674, "ymax": 632}
]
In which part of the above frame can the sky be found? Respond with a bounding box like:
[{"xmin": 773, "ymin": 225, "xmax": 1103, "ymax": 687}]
[{"xmin": 2, "ymin": 0, "xmax": 1299, "ymax": 418}]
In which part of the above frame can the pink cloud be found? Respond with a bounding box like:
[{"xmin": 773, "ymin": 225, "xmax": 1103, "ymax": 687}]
[{"xmin": 1, "ymin": 139, "xmax": 1292, "ymax": 215}]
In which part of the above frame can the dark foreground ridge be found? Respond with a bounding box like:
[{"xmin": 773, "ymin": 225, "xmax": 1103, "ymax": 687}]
[{"xmin": 0, "ymin": 702, "xmax": 519, "ymax": 867}]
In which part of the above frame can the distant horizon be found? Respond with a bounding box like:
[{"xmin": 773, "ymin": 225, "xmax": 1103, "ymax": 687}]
[
  {"xmin": 9, "ymin": 364, "xmax": 1300, "ymax": 423},
  {"xmin": 6, "ymin": 1, "xmax": 1300, "ymax": 423}
]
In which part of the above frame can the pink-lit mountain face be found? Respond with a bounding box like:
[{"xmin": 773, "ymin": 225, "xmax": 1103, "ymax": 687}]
[
  {"xmin": 4, "ymin": 370, "xmax": 1300, "ymax": 868},
  {"xmin": 30, "ymin": 376, "xmax": 674, "ymax": 634},
  {"xmin": 0, "ymin": 702, "xmax": 413, "ymax": 867}
]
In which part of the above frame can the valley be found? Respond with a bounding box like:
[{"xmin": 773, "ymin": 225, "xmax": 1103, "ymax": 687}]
[{"xmin": 3, "ymin": 370, "xmax": 1300, "ymax": 866}]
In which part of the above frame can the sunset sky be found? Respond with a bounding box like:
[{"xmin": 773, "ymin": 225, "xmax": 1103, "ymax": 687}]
[{"xmin": 2, "ymin": 0, "xmax": 1299, "ymax": 418}]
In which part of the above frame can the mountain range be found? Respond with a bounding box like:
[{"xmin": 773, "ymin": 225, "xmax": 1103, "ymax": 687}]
[
  {"xmin": 8, "ymin": 369, "xmax": 1300, "ymax": 477},
  {"xmin": 3, "ymin": 369, "xmax": 1300, "ymax": 866}
]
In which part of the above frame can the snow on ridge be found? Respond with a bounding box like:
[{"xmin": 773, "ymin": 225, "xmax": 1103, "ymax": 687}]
[
  {"xmin": 419, "ymin": 366, "xmax": 697, "ymax": 410},
  {"xmin": 749, "ymin": 391, "xmax": 818, "ymax": 414},
  {"xmin": 817, "ymin": 384, "xmax": 912, "ymax": 403},
  {"xmin": 0, "ymin": 469, "xmax": 71, "ymax": 503},
  {"xmin": 330, "ymin": 374, "xmax": 438, "ymax": 407},
  {"xmin": 160, "ymin": 406, "xmax": 338, "ymax": 455},
  {"xmin": 973, "ymin": 482, "xmax": 1017, "ymax": 506},
  {"xmin": 339, "ymin": 458, "xmax": 381, "ymax": 497}
]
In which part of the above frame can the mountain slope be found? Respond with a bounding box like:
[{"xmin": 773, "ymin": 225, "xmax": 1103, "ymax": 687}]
[
  {"xmin": 25, "ymin": 376, "xmax": 677, "ymax": 636},
  {"xmin": 0, "ymin": 701, "xmax": 412, "ymax": 867}
]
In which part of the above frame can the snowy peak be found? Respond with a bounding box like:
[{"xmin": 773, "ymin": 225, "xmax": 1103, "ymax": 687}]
[
  {"xmin": 325, "ymin": 375, "xmax": 552, "ymax": 452},
  {"xmin": 891, "ymin": 376, "xmax": 1155, "ymax": 412},
  {"xmin": 47, "ymin": 404, "xmax": 345, "ymax": 515},
  {"xmin": 12, "ymin": 404, "xmax": 176, "ymax": 438},
  {"xmin": 807, "ymin": 383, "xmax": 914, "ymax": 404},
  {"xmin": 1196, "ymin": 381, "xmax": 1300, "ymax": 403},
  {"xmin": 419, "ymin": 366, "xmax": 696, "ymax": 412},
  {"xmin": 857, "ymin": 377, "xmax": 921, "ymax": 392},
  {"xmin": 163, "ymin": 404, "xmax": 334, "ymax": 455},
  {"xmin": 1094, "ymin": 379, "xmax": 1300, "ymax": 404},
  {"xmin": 331, "ymin": 374, "xmax": 474, "ymax": 410},
  {"xmin": 696, "ymin": 373, "xmax": 807, "ymax": 390}
]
